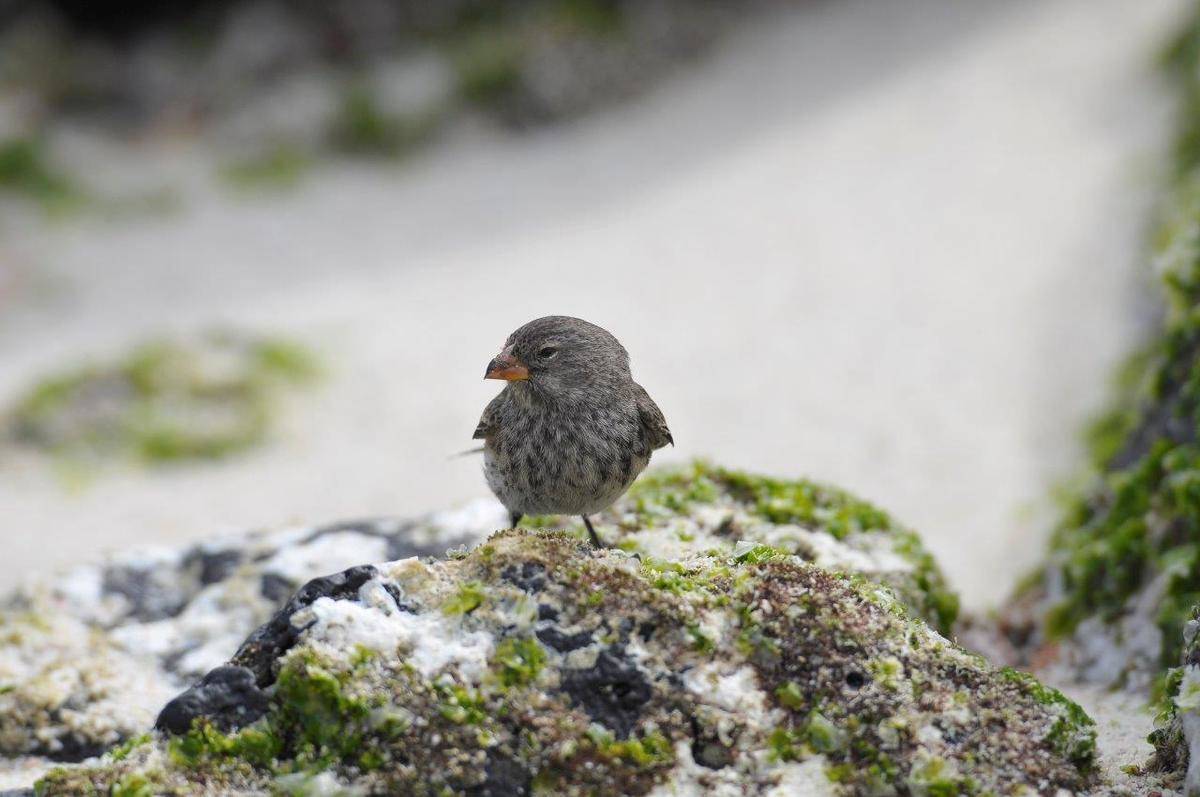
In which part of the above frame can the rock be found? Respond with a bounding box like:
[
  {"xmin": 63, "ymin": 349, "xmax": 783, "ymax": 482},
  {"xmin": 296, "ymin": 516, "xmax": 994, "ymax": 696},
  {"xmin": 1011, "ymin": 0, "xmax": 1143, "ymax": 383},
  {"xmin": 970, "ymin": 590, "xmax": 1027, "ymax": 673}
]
[
  {"xmin": 0, "ymin": 502, "xmax": 500, "ymax": 766},
  {"xmin": 577, "ymin": 461, "xmax": 959, "ymax": 635},
  {"xmin": 0, "ymin": 610, "xmax": 173, "ymax": 762},
  {"xmin": 1148, "ymin": 606, "xmax": 1200, "ymax": 794},
  {"xmin": 34, "ymin": 530, "xmax": 1095, "ymax": 796},
  {"xmin": 2, "ymin": 462, "xmax": 1099, "ymax": 793},
  {"xmin": 999, "ymin": 9, "xmax": 1200, "ymax": 789},
  {"xmin": 155, "ymin": 666, "xmax": 270, "ymax": 736}
]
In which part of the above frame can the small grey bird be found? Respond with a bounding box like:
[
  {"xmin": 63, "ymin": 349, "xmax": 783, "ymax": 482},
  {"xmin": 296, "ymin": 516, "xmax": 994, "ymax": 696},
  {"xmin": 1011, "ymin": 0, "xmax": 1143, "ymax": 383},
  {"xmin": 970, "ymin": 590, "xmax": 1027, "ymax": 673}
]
[{"xmin": 474, "ymin": 316, "xmax": 672, "ymax": 547}]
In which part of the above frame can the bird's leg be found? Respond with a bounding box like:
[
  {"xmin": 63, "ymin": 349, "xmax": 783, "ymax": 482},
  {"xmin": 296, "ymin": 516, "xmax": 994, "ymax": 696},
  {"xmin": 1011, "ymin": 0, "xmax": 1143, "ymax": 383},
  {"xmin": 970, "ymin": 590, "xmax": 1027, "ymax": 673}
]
[
  {"xmin": 510, "ymin": 511, "xmax": 523, "ymax": 529},
  {"xmin": 582, "ymin": 516, "xmax": 602, "ymax": 548}
]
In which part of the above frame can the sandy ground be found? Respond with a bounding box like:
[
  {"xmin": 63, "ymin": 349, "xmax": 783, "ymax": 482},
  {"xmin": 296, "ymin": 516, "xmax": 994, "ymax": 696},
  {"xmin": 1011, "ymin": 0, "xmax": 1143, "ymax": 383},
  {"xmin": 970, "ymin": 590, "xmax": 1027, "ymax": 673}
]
[
  {"xmin": 0, "ymin": 0, "xmax": 1186, "ymax": 610},
  {"xmin": 1065, "ymin": 684, "xmax": 1165, "ymax": 794}
]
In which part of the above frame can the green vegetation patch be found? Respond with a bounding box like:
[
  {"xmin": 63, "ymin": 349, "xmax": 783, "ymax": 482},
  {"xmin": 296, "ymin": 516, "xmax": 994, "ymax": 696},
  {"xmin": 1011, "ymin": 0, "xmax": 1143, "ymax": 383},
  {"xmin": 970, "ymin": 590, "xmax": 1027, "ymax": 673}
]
[
  {"xmin": 1029, "ymin": 1, "xmax": 1200, "ymax": 689},
  {"xmin": 0, "ymin": 137, "xmax": 78, "ymax": 211},
  {"xmin": 491, "ymin": 636, "xmax": 547, "ymax": 688},
  {"xmin": 618, "ymin": 460, "xmax": 959, "ymax": 633},
  {"xmin": 742, "ymin": 558, "xmax": 1096, "ymax": 794},
  {"xmin": 1009, "ymin": 8, "xmax": 1200, "ymax": 779},
  {"xmin": 5, "ymin": 331, "xmax": 319, "ymax": 468},
  {"xmin": 328, "ymin": 87, "xmax": 439, "ymax": 158},
  {"xmin": 222, "ymin": 144, "xmax": 312, "ymax": 190}
]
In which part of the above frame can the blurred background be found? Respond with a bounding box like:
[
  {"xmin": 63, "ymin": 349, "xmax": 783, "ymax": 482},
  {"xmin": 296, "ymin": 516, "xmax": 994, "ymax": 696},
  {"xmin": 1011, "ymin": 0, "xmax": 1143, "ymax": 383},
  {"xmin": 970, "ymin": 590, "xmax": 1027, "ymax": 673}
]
[{"xmin": 0, "ymin": 0, "xmax": 1185, "ymax": 610}]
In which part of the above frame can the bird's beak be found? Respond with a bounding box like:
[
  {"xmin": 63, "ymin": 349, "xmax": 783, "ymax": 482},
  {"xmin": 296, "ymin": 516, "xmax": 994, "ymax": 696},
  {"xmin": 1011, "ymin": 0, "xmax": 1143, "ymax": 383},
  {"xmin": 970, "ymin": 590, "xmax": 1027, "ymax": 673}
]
[{"xmin": 485, "ymin": 347, "xmax": 529, "ymax": 381}]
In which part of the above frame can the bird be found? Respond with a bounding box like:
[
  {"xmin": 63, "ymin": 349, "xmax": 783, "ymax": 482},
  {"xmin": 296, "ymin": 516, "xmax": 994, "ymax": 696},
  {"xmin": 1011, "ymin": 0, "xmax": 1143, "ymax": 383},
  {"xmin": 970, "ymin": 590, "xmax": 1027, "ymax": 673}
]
[{"xmin": 474, "ymin": 316, "xmax": 672, "ymax": 548}]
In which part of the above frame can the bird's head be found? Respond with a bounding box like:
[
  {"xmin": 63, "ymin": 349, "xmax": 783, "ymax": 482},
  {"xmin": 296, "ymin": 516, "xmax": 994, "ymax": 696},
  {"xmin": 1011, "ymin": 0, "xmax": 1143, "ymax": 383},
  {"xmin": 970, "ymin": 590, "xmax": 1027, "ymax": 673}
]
[{"xmin": 485, "ymin": 316, "xmax": 630, "ymax": 395}]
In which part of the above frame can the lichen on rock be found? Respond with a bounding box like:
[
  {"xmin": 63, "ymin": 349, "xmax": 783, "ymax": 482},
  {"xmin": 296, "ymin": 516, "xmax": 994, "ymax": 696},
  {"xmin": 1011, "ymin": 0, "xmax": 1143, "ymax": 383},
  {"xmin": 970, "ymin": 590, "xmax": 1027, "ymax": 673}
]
[{"xmin": 34, "ymin": 530, "xmax": 1094, "ymax": 796}]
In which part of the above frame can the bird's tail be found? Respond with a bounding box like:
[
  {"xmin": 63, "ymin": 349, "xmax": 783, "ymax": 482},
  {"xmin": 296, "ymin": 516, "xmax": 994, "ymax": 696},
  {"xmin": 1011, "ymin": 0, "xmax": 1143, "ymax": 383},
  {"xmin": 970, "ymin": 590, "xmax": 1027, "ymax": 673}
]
[{"xmin": 449, "ymin": 446, "xmax": 485, "ymax": 459}]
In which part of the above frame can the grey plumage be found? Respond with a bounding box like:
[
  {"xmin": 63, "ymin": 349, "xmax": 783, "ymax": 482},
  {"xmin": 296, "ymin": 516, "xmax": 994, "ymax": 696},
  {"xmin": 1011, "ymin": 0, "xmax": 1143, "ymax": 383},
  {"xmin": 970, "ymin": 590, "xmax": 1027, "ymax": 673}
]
[{"xmin": 474, "ymin": 316, "xmax": 672, "ymax": 545}]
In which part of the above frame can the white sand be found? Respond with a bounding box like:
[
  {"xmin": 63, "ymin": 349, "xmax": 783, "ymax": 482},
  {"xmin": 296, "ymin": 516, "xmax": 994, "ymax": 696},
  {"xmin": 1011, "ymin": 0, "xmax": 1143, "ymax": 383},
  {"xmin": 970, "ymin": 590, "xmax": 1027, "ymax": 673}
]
[
  {"xmin": 1064, "ymin": 684, "xmax": 1164, "ymax": 794},
  {"xmin": 0, "ymin": 0, "xmax": 1186, "ymax": 609}
]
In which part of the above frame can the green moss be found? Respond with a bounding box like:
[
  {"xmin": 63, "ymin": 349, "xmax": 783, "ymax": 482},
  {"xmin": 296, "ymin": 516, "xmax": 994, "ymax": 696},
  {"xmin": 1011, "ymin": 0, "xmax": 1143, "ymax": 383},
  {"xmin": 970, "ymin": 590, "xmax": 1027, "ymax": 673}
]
[
  {"xmin": 1153, "ymin": 664, "xmax": 1186, "ymax": 723},
  {"xmin": 449, "ymin": 28, "xmax": 526, "ymax": 104},
  {"xmin": 328, "ymin": 86, "xmax": 437, "ymax": 158},
  {"xmin": 906, "ymin": 756, "xmax": 979, "ymax": 797},
  {"xmin": 1033, "ymin": 2, "xmax": 1200, "ymax": 690},
  {"xmin": 548, "ymin": 0, "xmax": 624, "ymax": 35},
  {"xmin": 492, "ymin": 636, "xmax": 546, "ymax": 687},
  {"xmin": 221, "ymin": 144, "xmax": 312, "ymax": 190},
  {"xmin": 108, "ymin": 733, "xmax": 153, "ymax": 762},
  {"xmin": 588, "ymin": 727, "xmax": 674, "ymax": 768},
  {"xmin": 998, "ymin": 667, "xmax": 1096, "ymax": 769},
  {"xmin": 767, "ymin": 726, "xmax": 803, "ymax": 762},
  {"xmin": 862, "ymin": 657, "xmax": 902, "ymax": 693},
  {"xmin": 168, "ymin": 720, "xmax": 280, "ymax": 769},
  {"xmin": 111, "ymin": 772, "xmax": 159, "ymax": 797},
  {"xmin": 435, "ymin": 682, "xmax": 488, "ymax": 726},
  {"xmin": 775, "ymin": 681, "xmax": 805, "ymax": 710},
  {"xmin": 731, "ymin": 541, "xmax": 781, "ymax": 565},
  {"xmin": 519, "ymin": 514, "xmax": 563, "ymax": 529},
  {"xmin": 623, "ymin": 459, "xmax": 722, "ymax": 522},
  {"xmin": 825, "ymin": 762, "xmax": 855, "ymax": 782},
  {"xmin": 641, "ymin": 558, "xmax": 695, "ymax": 594},
  {"xmin": 685, "ymin": 624, "xmax": 715, "ymax": 653},
  {"xmin": 716, "ymin": 467, "xmax": 894, "ymax": 539},
  {"xmin": 5, "ymin": 332, "xmax": 319, "ymax": 468},
  {"xmin": 0, "ymin": 137, "xmax": 78, "ymax": 211},
  {"xmin": 442, "ymin": 581, "xmax": 487, "ymax": 615},
  {"xmin": 806, "ymin": 711, "xmax": 847, "ymax": 755},
  {"xmin": 623, "ymin": 461, "xmax": 959, "ymax": 632},
  {"xmin": 273, "ymin": 656, "xmax": 373, "ymax": 765}
]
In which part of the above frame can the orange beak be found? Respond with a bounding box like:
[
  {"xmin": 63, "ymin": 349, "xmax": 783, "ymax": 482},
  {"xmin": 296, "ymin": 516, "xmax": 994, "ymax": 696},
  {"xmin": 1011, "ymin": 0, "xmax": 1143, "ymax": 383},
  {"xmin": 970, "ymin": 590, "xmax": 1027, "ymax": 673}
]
[{"xmin": 484, "ymin": 347, "xmax": 529, "ymax": 381}]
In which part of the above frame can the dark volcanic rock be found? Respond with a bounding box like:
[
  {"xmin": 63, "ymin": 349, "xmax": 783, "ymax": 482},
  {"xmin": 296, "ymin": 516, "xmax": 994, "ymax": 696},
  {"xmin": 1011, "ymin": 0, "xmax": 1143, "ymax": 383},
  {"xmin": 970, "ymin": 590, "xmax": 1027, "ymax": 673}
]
[
  {"xmin": 232, "ymin": 564, "xmax": 378, "ymax": 688},
  {"xmin": 155, "ymin": 665, "xmax": 270, "ymax": 735},
  {"xmin": 561, "ymin": 646, "xmax": 653, "ymax": 739}
]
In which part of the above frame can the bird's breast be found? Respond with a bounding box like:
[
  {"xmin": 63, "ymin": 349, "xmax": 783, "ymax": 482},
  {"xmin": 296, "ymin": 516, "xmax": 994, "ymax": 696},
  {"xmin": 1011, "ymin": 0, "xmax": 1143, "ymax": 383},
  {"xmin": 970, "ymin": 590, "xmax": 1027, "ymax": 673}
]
[{"xmin": 484, "ymin": 403, "xmax": 648, "ymax": 516}]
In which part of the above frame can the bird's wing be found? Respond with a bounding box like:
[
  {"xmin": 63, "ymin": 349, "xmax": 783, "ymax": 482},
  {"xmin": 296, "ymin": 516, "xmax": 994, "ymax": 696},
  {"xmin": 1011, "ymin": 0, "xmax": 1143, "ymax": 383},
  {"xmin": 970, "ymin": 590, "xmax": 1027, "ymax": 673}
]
[
  {"xmin": 633, "ymin": 382, "xmax": 673, "ymax": 450},
  {"xmin": 473, "ymin": 393, "xmax": 505, "ymax": 440}
]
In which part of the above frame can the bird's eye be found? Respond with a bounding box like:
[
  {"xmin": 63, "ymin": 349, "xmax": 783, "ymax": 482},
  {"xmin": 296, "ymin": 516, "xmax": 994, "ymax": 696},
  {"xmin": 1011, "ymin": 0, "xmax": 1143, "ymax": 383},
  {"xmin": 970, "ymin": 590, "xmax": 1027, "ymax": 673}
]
[{"xmin": 538, "ymin": 346, "xmax": 558, "ymax": 359}]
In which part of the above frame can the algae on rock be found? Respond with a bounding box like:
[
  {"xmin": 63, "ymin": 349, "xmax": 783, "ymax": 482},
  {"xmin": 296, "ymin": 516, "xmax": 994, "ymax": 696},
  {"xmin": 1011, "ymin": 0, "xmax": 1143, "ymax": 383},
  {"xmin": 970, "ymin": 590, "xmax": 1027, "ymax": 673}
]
[
  {"xmin": 1010, "ymin": 0, "xmax": 1200, "ymax": 699},
  {"xmin": 541, "ymin": 461, "xmax": 959, "ymax": 635},
  {"xmin": 4, "ymin": 331, "xmax": 318, "ymax": 468},
  {"xmin": 997, "ymin": 7, "xmax": 1200, "ymax": 792},
  {"xmin": 36, "ymin": 530, "xmax": 1095, "ymax": 796},
  {"xmin": 1148, "ymin": 604, "xmax": 1200, "ymax": 795}
]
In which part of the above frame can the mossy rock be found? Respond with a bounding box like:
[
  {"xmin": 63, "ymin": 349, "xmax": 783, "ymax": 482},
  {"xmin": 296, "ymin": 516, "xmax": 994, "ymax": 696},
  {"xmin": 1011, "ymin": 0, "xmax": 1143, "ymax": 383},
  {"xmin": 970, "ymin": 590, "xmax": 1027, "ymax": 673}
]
[
  {"xmin": 36, "ymin": 531, "xmax": 1094, "ymax": 796},
  {"xmin": 536, "ymin": 461, "xmax": 959, "ymax": 635},
  {"xmin": 1010, "ymin": 6, "xmax": 1200, "ymax": 787},
  {"xmin": 1147, "ymin": 603, "xmax": 1200, "ymax": 794},
  {"xmin": 1015, "ymin": 0, "xmax": 1200, "ymax": 697},
  {"xmin": 0, "ymin": 509, "xmax": 492, "ymax": 772}
]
